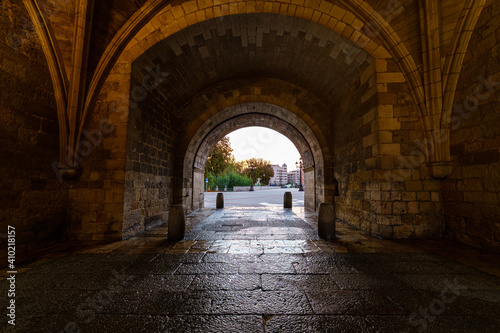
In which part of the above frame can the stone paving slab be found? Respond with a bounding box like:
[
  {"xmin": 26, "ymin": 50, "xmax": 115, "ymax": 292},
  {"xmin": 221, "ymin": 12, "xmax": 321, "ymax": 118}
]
[
  {"xmin": 306, "ymin": 290, "xmax": 407, "ymax": 315},
  {"xmin": 263, "ymin": 315, "xmax": 374, "ymax": 333},
  {"xmin": 189, "ymin": 274, "xmax": 261, "ymax": 291},
  {"xmin": 365, "ymin": 315, "xmax": 500, "ymax": 333},
  {"xmin": 1, "ymin": 207, "xmax": 500, "ymax": 332},
  {"xmin": 2, "ymin": 251, "xmax": 500, "ymax": 332},
  {"xmin": 261, "ymin": 274, "xmax": 340, "ymax": 291},
  {"xmin": 331, "ymin": 273, "xmax": 412, "ymax": 290}
]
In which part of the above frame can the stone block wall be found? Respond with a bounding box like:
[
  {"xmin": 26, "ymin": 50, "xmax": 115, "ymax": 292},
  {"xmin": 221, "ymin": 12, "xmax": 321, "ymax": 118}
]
[
  {"xmin": 122, "ymin": 63, "xmax": 176, "ymax": 238},
  {"xmin": 66, "ymin": 54, "xmax": 177, "ymax": 241},
  {"xmin": 335, "ymin": 60, "xmax": 444, "ymax": 239},
  {"xmin": 442, "ymin": 1, "xmax": 500, "ymax": 252},
  {"xmin": 304, "ymin": 168, "xmax": 316, "ymax": 209},
  {"xmin": 66, "ymin": 60, "xmax": 131, "ymax": 241},
  {"xmin": 3, "ymin": 0, "xmax": 499, "ymax": 252},
  {"xmin": 334, "ymin": 60, "xmax": 377, "ymax": 231},
  {"xmin": 66, "ymin": 101, "xmax": 127, "ymax": 241},
  {"xmin": 0, "ymin": 0, "xmax": 67, "ymax": 253},
  {"xmin": 192, "ymin": 168, "xmax": 205, "ymax": 210}
]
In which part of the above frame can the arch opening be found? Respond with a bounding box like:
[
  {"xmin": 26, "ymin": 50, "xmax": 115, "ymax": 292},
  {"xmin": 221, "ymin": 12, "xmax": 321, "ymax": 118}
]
[
  {"xmin": 183, "ymin": 103, "xmax": 327, "ymax": 213},
  {"xmin": 201, "ymin": 126, "xmax": 306, "ymax": 208},
  {"xmin": 119, "ymin": 10, "xmax": 380, "ymax": 239}
]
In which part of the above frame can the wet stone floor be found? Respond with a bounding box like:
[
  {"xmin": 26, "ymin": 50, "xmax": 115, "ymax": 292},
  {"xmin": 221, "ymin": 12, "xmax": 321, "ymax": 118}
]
[{"xmin": 1, "ymin": 207, "xmax": 500, "ymax": 332}]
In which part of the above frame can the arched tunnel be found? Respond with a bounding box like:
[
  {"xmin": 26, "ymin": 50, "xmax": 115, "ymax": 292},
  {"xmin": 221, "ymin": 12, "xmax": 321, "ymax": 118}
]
[{"xmin": 2, "ymin": 0, "xmax": 500, "ymax": 331}]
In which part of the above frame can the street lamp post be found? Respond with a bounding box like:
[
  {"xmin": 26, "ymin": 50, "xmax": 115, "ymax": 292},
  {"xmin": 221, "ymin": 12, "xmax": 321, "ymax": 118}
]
[
  {"xmin": 296, "ymin": 158, "xmax": 304, "ymax": 192},
  {"xmin": 249, "ymin": 161, "xmax": 256, "ymax": 191}
]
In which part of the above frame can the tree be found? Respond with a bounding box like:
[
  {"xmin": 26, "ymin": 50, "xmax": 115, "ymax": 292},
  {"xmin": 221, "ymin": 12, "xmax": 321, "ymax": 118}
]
[
  {"xmin": 240, "ymin": 158, "xmax": 274, "ymax": 186},
  {"xmin": 256, "ymin": 164, "xmax": 274, "ymax": 185},
  {"xmin": 205, "ymin": 137, "xmax": 234, "ymax": 178}
]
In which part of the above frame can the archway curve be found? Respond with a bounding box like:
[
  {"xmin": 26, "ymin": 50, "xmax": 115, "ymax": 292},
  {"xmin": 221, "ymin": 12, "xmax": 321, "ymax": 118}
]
[
  {"xmin": 194, "ymin": 114, "xmax": 315, "ymax": 171},
  {"xmin": 184, "ymin": 102, "xmax": 325, "ymax": 176},
  {"xmin": 172, "ymin": 78, "xmax": 335, "ymax": 211},
  {"xmin": 178, "ymin": 77, "xmax": 333, "ymax": 166},
  {"xmin": 83, "ymin": 0, "xmax": 408, "ymax": 132},
  {"xmin": 183, "ymin": 102, "xmax": 326, "ymax": 211},
  {"xmin": 126, "ymin": 12, "xmax": 374, "ymax": 117}
]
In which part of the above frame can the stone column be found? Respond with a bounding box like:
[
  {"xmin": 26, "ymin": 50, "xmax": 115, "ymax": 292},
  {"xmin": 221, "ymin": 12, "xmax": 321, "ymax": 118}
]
[
  {"xmin": 284, "ymin": 192, "xmax": 292, "ymax": 208},
  {"xmin": 318, "ymin": 203, "xmax": 336, "ymax": 241},
  {"xmin": 167, "ymin": 205, "xmax": 185, "ymax": 241}
]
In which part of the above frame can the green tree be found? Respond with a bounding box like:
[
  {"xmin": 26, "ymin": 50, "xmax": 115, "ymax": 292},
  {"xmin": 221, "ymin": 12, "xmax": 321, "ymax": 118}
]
[
  {"xmin": 240, "ymin": 158, "xmax": 274, "ymax": 186},
  {"xmin": 255, "ymin": 164, "xmax": 274, "ymax": 185},
  {"xmin": 205, "ymin": 137, "xmax": 234, "ymax": 178},
  {"xmin": 204, "ymin": 140, "xmax": 276, "ymax": 189}
]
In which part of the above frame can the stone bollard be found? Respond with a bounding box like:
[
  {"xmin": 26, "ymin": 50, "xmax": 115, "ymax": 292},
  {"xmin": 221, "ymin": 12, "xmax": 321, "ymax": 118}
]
[
  {"xmin": 284, "ymin": 191, "xmax": 292, "ymax": 208},
  {"xmin": 167, "ymin": 205, "xmax": 185, "ymax": 241},
  {"xmin": 216, "ymin": 193, "xmax": 224, "ymax": 209},
  {"xmin": 318, "ymin": 203, "xmax": 336, "ymax": 241}
]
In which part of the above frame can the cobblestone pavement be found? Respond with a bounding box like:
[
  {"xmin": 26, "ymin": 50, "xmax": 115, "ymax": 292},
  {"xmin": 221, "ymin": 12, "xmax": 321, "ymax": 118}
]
[{"xmin": 1, "ymin": 208, "xmax": 500, "ymax": 332}]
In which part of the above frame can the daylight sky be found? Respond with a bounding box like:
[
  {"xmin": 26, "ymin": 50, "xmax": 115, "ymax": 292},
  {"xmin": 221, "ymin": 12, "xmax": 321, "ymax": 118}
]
[{"xmin": 226, "ymin": 127, "xmax": 301, "ymax": 170}]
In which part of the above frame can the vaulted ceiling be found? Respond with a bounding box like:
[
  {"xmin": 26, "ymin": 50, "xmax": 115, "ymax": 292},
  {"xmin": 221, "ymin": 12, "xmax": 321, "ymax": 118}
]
[
  {"xmin": 36, "ymin": 0, "xmax": 471, "ymax": 88},
  {"xmin": 24, "ymin": 0, "xmax": 489, "ymax": 168},
  {"xmin": 131, "ymin": 13, "xmax": 373, "ymax": 114}
]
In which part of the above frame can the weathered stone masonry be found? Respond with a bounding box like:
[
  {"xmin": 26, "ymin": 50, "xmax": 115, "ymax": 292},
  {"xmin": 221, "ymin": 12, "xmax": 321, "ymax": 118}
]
[
  {"xmin": 442, "ymin": 1, "xmax": 500, "ymax": 252},
  {"xmin": 0, "ymin": 0, "xmax": 67, "ymax": 254},
  {"xmin": 335, "ymin": 59, "xmax": 443, "ymax": 239},
  {"xmin": 1, "ymin": 0, "xmax": 499, "ymax": 254}
]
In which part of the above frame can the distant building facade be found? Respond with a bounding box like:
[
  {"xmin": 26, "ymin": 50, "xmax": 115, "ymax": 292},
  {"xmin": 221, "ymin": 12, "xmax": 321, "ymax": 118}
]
[
  {"xmin": 287, "ymin": 169, "xmax": 303, "ymax": 186},
  {"xmin": 270, "ymin": 163, "xmax": 288, "ymax": 185}
]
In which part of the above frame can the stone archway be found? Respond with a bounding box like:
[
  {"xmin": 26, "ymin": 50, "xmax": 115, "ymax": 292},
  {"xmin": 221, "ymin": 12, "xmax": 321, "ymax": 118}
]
[
  {"xmin": 191, "ymin": 114, "xmax": 315, "ymax": 210},
  {"xmin": 183, "ymin": 102, "xmax": 327, "ymax": 212}
]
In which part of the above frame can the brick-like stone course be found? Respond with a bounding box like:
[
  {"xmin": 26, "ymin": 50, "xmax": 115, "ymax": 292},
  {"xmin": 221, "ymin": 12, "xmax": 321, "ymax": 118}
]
[
  {"xmin": 66, "ymin": 69, "xmax": 130, "ymax": 241},
  {"xmin": 442, "ymin": 0, "xmax": 500, "ymax": 252},
  {"xmin": 5, "ymin": 1, "xmax": 499, "ymax": 251},
  {"xmin": 117, "ymin": 65, "xmax": 178, "ymax": 238},
  {"xmin": 335, "ymin": 59, "xmax": 445, "ymax": 239},
  {"xmin": 0, "ymin": 0, "xmax": 68, "ymax": 254}
]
